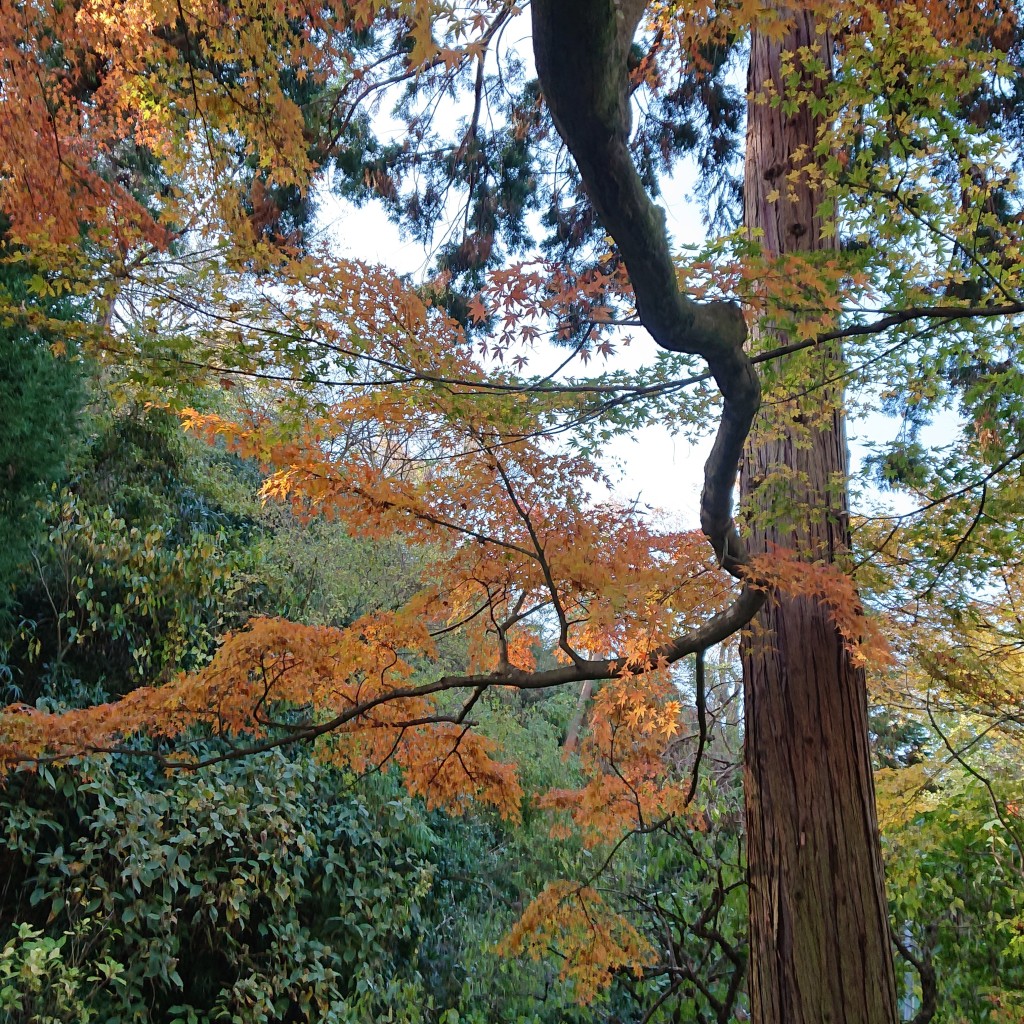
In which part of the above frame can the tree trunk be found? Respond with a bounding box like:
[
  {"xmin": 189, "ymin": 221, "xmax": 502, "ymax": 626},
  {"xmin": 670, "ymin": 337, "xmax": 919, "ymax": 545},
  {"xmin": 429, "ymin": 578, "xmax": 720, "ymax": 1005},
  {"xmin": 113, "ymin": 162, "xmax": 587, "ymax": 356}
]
[
  {"xmin": 741, "ymin": 10, "xmax": 899, "ymax": 1024},
  {"xmin": 563, "ymin": 679, "xmax": 594, "ymax": 753}
]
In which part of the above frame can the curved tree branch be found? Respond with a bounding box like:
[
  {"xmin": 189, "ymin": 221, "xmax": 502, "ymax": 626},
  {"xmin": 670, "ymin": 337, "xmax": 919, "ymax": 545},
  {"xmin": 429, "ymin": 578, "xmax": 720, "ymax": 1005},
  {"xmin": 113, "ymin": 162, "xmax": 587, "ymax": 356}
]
[
  {"xmin": 531, "ymin": 0, "xmax": 761, "ymax": 587},
  {"xmin": 891, "ymin": 924, "xmax": 937, "ymax": 1024}
]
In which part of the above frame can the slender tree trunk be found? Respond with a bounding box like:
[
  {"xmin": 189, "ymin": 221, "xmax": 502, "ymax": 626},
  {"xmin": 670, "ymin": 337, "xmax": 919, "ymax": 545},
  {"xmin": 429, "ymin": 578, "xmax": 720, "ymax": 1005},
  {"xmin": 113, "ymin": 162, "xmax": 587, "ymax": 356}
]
[
  {"xmin": 563, "ymin": 678, "xmax": 594, "ymax": 753},
  {"xmin": 741, "ymin": 10, "xmax": 899, "ymax": 1023}
]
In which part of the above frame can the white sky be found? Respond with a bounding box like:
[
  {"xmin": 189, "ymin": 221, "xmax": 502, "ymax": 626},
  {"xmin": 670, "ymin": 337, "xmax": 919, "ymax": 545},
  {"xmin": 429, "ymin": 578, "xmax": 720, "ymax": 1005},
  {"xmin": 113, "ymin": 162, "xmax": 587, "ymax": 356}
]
[
  {"xmin": 318, "ymin": 183, "xmax": 945, "ymax": 540},
  {"xmin": 317, "ymin": 172, "xmax": 716, "ymax": 528}
]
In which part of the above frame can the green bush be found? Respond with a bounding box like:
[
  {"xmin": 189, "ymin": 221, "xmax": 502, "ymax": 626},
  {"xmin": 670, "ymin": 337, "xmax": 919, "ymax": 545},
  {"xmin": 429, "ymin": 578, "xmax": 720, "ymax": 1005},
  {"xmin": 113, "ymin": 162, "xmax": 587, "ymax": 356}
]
[{"xmin": 1, "ymin": 752, "xmax": 438, "ymax": 1024}]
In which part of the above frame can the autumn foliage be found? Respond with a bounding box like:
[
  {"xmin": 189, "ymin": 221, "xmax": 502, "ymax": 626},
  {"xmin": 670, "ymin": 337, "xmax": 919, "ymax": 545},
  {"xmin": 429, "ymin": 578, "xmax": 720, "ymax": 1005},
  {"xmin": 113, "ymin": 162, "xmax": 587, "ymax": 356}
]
[{"xmin": 2, "ymin": 0, "xmax": 1024, "ymax": 1017}]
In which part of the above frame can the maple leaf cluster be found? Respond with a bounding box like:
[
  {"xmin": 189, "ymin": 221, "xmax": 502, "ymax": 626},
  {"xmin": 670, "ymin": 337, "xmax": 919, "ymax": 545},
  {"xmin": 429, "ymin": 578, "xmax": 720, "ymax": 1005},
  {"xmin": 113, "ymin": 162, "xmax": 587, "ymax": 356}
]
[
  {"xmin": 0, "ymin": 253, "xmax": 735, "ymax": 822},
  {"xmin": 499, "ymin": 881, "xmax": 655, "ymax": 1005},
  {"xmin": 0, "ymin": 0, "xmax": 512, "ymax": 254}
]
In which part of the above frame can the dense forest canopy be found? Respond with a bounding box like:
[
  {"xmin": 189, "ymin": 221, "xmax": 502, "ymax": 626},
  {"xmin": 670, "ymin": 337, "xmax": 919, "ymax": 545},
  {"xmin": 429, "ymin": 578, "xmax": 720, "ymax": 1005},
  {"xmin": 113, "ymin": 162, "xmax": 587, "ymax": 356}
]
[{"xmin": 1, "ymin": 1, "xmax": 1023, "ymax": 1022}]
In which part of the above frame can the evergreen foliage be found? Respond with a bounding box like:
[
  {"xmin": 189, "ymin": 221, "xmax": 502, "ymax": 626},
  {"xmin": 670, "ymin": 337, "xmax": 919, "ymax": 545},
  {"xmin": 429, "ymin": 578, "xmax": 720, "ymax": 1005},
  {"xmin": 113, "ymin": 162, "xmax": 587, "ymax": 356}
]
[{"xmin": 0, "ymin": 242, "xmax": 83, "ymax": 623}]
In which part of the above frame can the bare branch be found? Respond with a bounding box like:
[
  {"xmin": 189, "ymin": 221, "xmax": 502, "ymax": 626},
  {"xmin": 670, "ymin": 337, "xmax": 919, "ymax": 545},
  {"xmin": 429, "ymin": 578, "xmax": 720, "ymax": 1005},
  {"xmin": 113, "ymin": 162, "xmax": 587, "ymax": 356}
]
[{"xmin": 685, "ymin": 648, "xmax": 708, "ymax": 807}]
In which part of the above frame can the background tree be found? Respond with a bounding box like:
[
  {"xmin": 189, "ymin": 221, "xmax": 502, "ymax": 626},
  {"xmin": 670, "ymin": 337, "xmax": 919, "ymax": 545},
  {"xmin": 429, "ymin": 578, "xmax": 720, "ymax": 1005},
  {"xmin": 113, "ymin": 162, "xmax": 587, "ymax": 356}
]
[{"xmin": 0, "ymin": 228, "xmax": 84, "ymax": 627}]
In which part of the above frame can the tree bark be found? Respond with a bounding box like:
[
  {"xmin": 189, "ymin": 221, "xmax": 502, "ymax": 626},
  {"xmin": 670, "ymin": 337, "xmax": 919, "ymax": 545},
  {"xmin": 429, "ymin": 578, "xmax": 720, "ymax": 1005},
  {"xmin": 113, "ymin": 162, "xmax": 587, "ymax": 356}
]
[
  {"xmin": 563, "ymin": 679, "xmax": 594, "ymax": 753},
  {"xmin": 741, "ymin": 10, "xmax": 899, "ymax": 1023}
]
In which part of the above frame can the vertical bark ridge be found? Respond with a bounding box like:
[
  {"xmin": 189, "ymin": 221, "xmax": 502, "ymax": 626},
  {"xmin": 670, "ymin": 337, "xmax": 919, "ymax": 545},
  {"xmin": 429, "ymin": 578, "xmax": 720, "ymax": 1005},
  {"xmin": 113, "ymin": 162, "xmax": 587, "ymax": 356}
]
[{"xmin": 742, "ymin": 8, "xmax": 898, "ymax": 1023}]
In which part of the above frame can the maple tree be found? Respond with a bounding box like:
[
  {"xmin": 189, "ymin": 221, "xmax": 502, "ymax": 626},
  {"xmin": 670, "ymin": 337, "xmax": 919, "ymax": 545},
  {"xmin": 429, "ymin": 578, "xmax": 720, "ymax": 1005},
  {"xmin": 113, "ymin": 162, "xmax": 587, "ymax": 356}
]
[{"xmin": 2, "ymin": 0, "xmax": 1024, "ymax": 1021}]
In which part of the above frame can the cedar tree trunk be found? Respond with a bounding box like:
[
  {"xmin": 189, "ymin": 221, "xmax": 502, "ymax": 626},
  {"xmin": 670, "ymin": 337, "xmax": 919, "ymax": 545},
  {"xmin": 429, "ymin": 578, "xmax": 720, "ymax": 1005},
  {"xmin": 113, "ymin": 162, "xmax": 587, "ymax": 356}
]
[{"xmin": 741, "ymin": 10, "xmax": 899, "ymax": 1023}]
